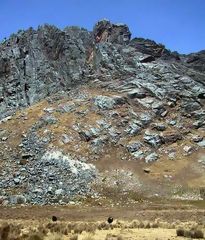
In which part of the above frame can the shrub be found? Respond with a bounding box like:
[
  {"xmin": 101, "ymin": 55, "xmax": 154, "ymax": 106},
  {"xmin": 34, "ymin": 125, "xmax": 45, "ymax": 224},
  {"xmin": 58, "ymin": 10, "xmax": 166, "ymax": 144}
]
[
  {"xmin": 97, "ymin": 222, "xmax": 109, "ymax": 230},
  {"xmin": 105, "ymin": 234, "xmax": 124, "ymax": 240},
  {"xmin": 28, "ymin": 233, "xmax": 44, "ymax": 240},
  {"xmin": 117, "ymin": 235, "xmax": 124, "ymax": 240},
  {"xmin": 37, "ymin": 226, "xmax": 48, "ymax": 236},
  {"xmin": 0, "ymin": 223, "xmax": 10, "ymax": 240},
  {"xmin": 193, "ymin": 229, "xmax": 204, "ymax": 239},
  {"xmin": 176, "ymin": 228, "xmax": 204, "ymax": 239},
  {"xmin": 199, "ymin": 187, "xmax": 205, "ymax": 200},
  {"xmin": 176, "ymin": 228, "xmax": 185, "ymax": 236},
  {"xmin": 70, "ymin": 234, "xmax": 78, "ymax": 240},
  {"xmin": 184, "ymin": 230, "xmax": 193, "ymax": 238},
  {"xmin": 138, "ymin": 222, "xmax": 144, "ymax": 228},
  {"xmin": 85, "ymin": 224, "xmax": 96, "ymax": 234},
  {"xmin": 151, "ymin": 222, "xmax": 159, "ymax": 228},
  {"xmin": 73, "ymin": 224, "xmax": 84, "ymax": 234},
  {"xmin": 129, "ymin": 220, "xmax": 139, "ymax": 229}
]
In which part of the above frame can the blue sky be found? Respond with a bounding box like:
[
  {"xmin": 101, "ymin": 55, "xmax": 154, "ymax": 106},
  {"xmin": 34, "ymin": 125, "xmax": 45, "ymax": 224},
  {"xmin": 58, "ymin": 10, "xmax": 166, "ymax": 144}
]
[{"xmin": 0, "ymin": 0, "xmax": 205, "ymax": 54}]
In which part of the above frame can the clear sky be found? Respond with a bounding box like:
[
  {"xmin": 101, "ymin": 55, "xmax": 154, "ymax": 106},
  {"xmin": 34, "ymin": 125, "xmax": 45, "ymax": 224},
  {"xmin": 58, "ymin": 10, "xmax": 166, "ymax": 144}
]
[{"xmin": 0, "ymin": 0, "xmax": 205, "ymax": 54}]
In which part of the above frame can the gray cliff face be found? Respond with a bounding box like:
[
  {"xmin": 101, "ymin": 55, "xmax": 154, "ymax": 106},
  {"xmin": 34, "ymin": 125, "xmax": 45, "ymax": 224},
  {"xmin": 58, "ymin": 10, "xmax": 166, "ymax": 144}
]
[
  {"xmin": 0, "ymin": 19, "xmax": 205, "ymax": 119},
  {"xmin": 0, "ymin": 25, "xmax": 92, "ymax": 118}
]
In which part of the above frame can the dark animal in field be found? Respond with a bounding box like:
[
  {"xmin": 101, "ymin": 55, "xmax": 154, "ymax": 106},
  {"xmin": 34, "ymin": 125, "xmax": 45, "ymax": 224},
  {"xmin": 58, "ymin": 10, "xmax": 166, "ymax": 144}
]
[
  {"xmin": 107, "ymin": 217, "xmax": 113, "ymax": 224},
  {"xmin": 52, "ymin": 216, "xmax": 58, "ymax": 222}
]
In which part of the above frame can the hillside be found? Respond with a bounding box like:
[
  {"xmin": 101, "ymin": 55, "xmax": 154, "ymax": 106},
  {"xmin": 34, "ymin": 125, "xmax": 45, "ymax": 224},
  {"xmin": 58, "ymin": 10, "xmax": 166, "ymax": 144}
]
[{"xmin": 0, "ymin": 20, "xmax": 205, "ymax": 205}]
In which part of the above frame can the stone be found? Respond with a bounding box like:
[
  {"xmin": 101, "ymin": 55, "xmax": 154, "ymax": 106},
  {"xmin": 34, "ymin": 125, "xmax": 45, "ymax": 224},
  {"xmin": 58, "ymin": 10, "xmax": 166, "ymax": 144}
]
[
  {"xmin": 168, "ymin": 152, "xmax": 176, "ymax": 160},
  {"xmin": 9, "ymin": 195, "xmax": 26, "ymax": 204},
  {"xmin": 131, "ymin": 151, "xmax": 145, "ymax": 160},
  {"xmin": 127, "ymin": 141, "xmax": 142, "ymax": 153},
  {"xmin": 58, "ymin": 103, "xmax": 77, "ymax": 113},
  {"xmin": 169, "ymin": 120, "xmax": 177, "ymax": 126},
  {"xmin": 145, "ymin": 153, "xmax": 159, "ymax": 163},
  {"xmin": 139, "ymin": 55, "xmax": 155, "ymax": 63},
  {"xmin": 1, "ymin": 137, "xmax": 8, "ymax": 141},
  {"xmin": 162, "ymin": 131, "xmax": 182, "ymax": 144},
  {"xmin": 94, "ymin": 95, "xmax": 116, "ymax": 110},
  {"xmin": 183, "ymin": 145, "xmax": 194, "ymax": 154},
  {"xmin": 152, "ymin": 123, "xmax": 166, "ymax": 131},
  {"xmin": 127, "ymin": 89, "xmax": 146, "ymax": 99},
  {"xmin": 125, "ymin": 121, "xmax": 141, "ymax": 136},
  {"xmin": 43, "ymin": 107, "xmax": 54, "ymax": 113},
  {"xmin": 79, "ymin": 127, "xmax": 100, "ymax": 141},
  {"xmin": 144, "ymin": 131, "xmax": 162, "ymax": 148},
  {"xmin": 197, "ymin": 140, "xmax": 205, "ymax": 147},
  {"xmin": 143, "ymin": 168, "xmax": 151, "ymax": 173},
  {"xmin": 41, "ymin": 115, "xmax": 57, "ymax": 125},
  {"xmin": 13, "ymin": 178, "xmax": 20, "ymax": 184},
  {"xmin": 192, "ymin": 135, "xmax": 203, "ymax": 143},
  {"xmin": 55, "ymin": 189, "xmax": 64, "ymax": 195},
  {"xmin": 61, "ymin": 134, "xmax": 72, "ymax": 144}
]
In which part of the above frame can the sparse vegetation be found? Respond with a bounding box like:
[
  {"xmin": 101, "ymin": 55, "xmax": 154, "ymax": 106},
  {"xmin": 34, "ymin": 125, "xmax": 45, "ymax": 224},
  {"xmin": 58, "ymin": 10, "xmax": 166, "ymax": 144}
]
[
  {"xmin": 81, "ymin": 233, "xmax": 95, "ymax": 240},
  {"xmin": 69, "ymin": 234, "xmax": 78, "ymax": 240},
  {"xmin": 0, "ymin": 219, "xmax": 204, "ymax": 240},
  {"xmin": 176, "ymin": 228, "xmax": 204, "ymax": 238},
  {"xmin": 0, "ymin": 223, "xmax": 10, "ymax": 240}
]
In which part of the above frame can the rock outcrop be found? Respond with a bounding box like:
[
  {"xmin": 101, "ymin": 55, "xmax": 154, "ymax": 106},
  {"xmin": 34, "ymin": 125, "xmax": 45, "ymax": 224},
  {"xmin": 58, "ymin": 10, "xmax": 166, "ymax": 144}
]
[{"xmin": 0, "ymin": 19, "xmax": 205, "ymax": 204}]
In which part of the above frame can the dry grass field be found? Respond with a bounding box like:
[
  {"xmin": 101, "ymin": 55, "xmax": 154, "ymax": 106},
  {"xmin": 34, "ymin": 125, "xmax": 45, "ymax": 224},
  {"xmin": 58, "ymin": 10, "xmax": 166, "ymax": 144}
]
[{"xmin": 0, "ymin": 202, "xmax": 205, "ymax": 240}]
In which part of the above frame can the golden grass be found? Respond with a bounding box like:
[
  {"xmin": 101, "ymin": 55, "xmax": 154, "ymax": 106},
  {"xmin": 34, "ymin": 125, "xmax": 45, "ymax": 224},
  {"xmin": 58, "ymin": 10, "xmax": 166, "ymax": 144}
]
[{"xmin": 0, "ymin": 219, "xmax": 204, "ymax": 240}]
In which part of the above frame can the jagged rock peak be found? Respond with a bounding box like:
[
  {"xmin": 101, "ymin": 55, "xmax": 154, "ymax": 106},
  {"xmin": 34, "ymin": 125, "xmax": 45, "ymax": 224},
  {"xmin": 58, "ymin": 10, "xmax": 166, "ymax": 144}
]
[{"xmin": 93, "ymin": 19, "xmax": 131, "ymax": 44}]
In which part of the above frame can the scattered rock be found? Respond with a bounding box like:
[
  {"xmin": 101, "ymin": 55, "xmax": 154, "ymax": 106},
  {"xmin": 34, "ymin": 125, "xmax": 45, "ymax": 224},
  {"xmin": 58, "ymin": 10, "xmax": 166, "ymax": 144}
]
[
  {"xmin": 127, "ymin": 141, "xmax": 142, "ymax": 153},
  {"xmin": 162, "ymin": 131, "xmax": 182, "ymax": 144},
  {"xmin": 183, "ymin": 145, "xmax": 194, "ymax": 154},
  {"xmin": 192, "ymin": 135, "xmax": 203, "ymax": 143},
  {"xmin": 9, "ymin": 195, "xmax": 26, "ymax": 204},
  {"xmin": 152, "ymin": 123, "xmax": 166, "ymax": 131},
  {"xmin": 144, "ymin": 131, "xmax": 162, "ymax": 148},
  {"xmin": 131, "ymin": 151, "xmax": 145, "ymax": 160},
  {"xmin": 94, "ymin": 95, "xmax": 116, "ymax": 110},
  {"xmin": 143, "ymin": 168, "xmax": 151, "ymax": 173},
  {"xmin": 145, "ymin": 152, "xmax": 159, "ymax": 163},
  {"xmin": 127, "ymin": 89, "xmax": 146, "ymax": 99},
  {"xmin": 197, "ymin": 140, "xmax": 205, "ymax": 147}
]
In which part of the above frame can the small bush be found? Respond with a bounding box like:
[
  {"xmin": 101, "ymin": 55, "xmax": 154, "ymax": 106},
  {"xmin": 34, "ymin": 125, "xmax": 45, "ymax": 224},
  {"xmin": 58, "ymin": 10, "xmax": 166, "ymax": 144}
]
[
  {"xmin": 73, "ymin": 224, "xmax": 84, "ymax": 234},
  {"xmin": 85, "ymin": 224, "xmax": 96, "ymax": 234},
  {"xmin": 129, "ymin": 220, "xmax": 139, "ymax": 229},
  {"xmin": 143, "ymin": 221, "xmax": 151, "ymax": 229},
  {"xmin": 193, "ymin": 229, "xmax": 204, "ymax": 239},
  {"xmin": 105, "ymin": 234, "xmax": 124, "ymax": 240},
  {"xmin": 176, "ymin": 228, "xmax": 204, "ymax": 239},
  {"xmin": 184, "ymin": 230, "xmax": 193, "ymax": 238},
  {"xmin": 37, "ymin": 226, "xmax": 48, "ymax": 236},
  {"xmin": 138, "ymin": 222, "xmax": 144, "ymax": 228},
  {"xmin": 0, "ymin": 223, "xmax": 10, "ymax": 240},
  {"xmin": 151, "ymin": 223, "xmax": 159, "ymax": 228},
  {"xmin": 176, "ymin": 228, "xmax": 185, "ymax": 237},
  {"xmin": 28, "ymin": 233, "xmax": 44, "ymax": 240},
  {"xmin": 97, "ymin": 222, "xmax": 109, "ymax": 230},
  {"xmin": 70, "ymin": 234, "xmax": 78, "ymax": 240},
  {"xmin": 117, "ymin": 235, "xmax": 124, "ymax": 240}
]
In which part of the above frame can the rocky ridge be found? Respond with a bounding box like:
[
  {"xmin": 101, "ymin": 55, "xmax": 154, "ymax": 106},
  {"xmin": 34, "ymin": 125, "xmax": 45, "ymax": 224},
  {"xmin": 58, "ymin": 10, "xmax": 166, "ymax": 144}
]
[{"xmin": 0, "ymin": 19, "xmax": 205, "ymax": 205}]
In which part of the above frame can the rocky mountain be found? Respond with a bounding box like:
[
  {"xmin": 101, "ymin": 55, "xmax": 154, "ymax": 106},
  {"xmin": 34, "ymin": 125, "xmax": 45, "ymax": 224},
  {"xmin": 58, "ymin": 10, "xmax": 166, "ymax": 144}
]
[{"xmin": 0, "ymin": 20, "xmax": 205, "ymax": 205}]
